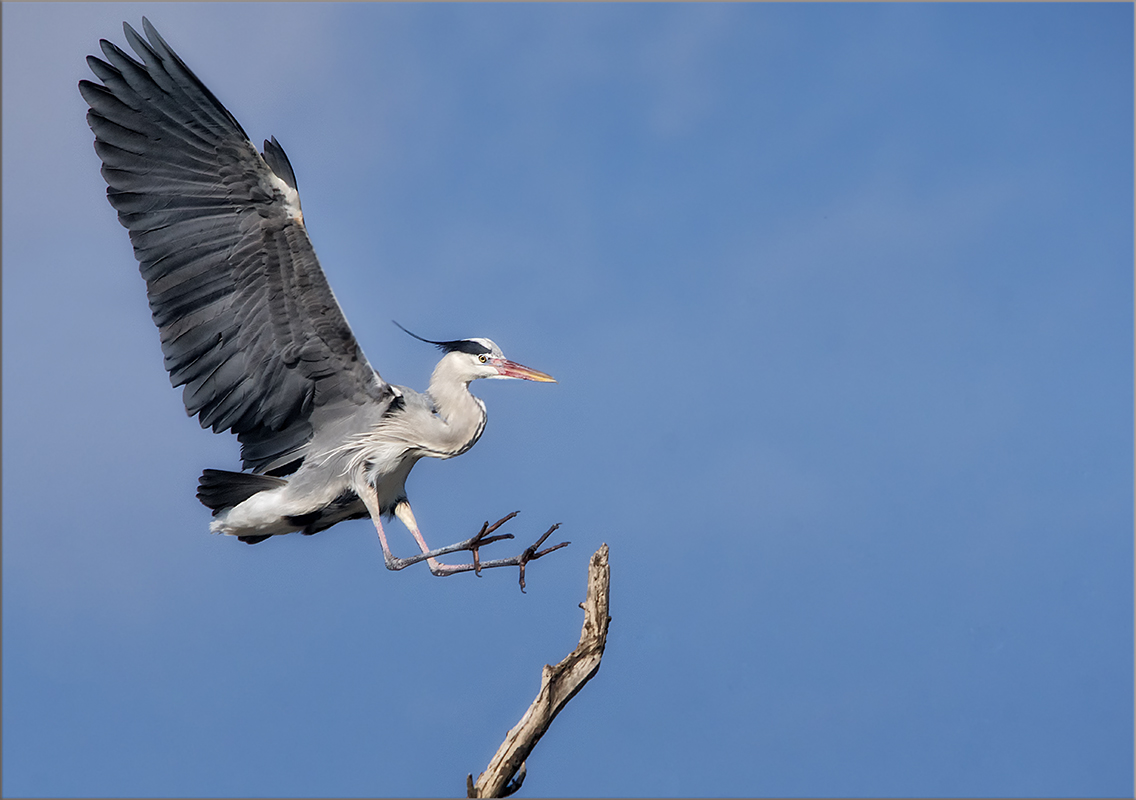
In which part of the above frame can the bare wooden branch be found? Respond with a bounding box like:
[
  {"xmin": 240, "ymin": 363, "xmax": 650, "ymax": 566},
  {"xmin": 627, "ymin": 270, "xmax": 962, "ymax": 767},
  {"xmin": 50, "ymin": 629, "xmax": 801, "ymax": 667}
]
[{"xmin": 468, "ymin": 544, "xmax": 611, "ymax": 798}]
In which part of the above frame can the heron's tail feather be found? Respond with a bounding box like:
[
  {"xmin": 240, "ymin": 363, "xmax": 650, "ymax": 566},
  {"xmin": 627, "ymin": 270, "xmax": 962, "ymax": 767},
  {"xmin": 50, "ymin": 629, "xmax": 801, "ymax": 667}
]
[{"xmin": 197, "ymin": 469, "xmax": 286, "ymax": 514}]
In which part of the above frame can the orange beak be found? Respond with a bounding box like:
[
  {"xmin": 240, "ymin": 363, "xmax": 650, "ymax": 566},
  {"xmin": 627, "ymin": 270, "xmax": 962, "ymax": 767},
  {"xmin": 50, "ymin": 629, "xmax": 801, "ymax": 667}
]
[{"xmin": 494, "ymin": 359, "xmax": 556, "ymax": 383}]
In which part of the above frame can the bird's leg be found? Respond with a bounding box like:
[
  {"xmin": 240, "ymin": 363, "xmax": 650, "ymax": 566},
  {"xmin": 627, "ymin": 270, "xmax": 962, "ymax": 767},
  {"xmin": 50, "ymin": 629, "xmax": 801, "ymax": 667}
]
[
  {"xmin": 394, "ymin": 501, "xmax": 518, "ymax": 577},
  {"xmin": 393, "ymin": 501, "xmax": 572, "ymax": 589},
  {"xmin": 356, "ymin": 482, "xmax": 420, "ymax": 571},
  {"xmin": 396, "ymin": 501, "xmax": 457, "ymax": 575},
  {"xmin": 355, "ymin": 483, "xmax": 569, "ymax": 586},
  {"xmin": 354, "ymin": 481, "xmax": 513, "ymax": 572}
]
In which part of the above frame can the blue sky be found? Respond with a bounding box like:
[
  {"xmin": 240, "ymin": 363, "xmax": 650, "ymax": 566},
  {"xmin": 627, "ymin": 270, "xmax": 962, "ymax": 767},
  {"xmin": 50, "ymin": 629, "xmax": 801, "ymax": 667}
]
[{"xmin": 3, "ymin": 3, "xmax": 1132, "ymax": 797}]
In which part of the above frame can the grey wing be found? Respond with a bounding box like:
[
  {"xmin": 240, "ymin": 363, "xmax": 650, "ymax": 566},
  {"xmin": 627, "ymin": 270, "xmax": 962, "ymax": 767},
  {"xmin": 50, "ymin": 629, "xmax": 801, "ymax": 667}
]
[{"xmin": 79, "ymin": 19, "xmax": 391, "ymax": 473}]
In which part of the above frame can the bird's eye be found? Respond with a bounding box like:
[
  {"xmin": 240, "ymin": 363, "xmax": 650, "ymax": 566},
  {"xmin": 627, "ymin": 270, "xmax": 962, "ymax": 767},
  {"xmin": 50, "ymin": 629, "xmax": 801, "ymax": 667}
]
[{"xmin": 478, "ymin": 354, "xmax": 488, "ymax": 364}]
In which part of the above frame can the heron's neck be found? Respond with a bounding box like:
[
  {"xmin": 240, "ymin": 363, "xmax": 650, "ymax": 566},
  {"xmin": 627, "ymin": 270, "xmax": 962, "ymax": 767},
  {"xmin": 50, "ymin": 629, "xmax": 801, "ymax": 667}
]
[{"xmin": 426, "ymin": 359, "xmax": 487, "ymax": 456}]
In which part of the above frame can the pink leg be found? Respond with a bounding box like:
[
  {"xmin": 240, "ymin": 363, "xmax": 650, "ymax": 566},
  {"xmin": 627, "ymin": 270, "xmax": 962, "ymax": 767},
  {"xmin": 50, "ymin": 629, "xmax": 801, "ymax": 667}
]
[
  {"xmin": 356, "ymin": 487, "xmax": 411, "ymax": 571},
  {"xmin": 394, "ymin": 502, "xmax": 450, "ymax": 574}
]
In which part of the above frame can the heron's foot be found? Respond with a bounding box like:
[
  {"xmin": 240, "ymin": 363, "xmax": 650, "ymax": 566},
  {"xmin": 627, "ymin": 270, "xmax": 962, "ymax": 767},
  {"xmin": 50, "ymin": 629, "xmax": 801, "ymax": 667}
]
[
  {"xmin": 516, "ymin": 524, "xmax": 571, "ymax": 592},
  {"xmin": 418, "ymin": 515, "xmax": 571, "ymax": 589},
  {"xmin": 379, "ymin": 512, "xmax": 517, "ymax": 573},
  {"xmin": 382, "ymin": 512, "xmax": 569, "ymax": 588},
  {"xmin": 456, "ymin": 521, "xmax": 570, "ymax": 592},
  {"xmin": 414, "ymin": 511, "xmax": 521, "ymax": 576},
  {"xmin": 469, "ymin": 512, "xmax": 523, "ymax": 576}
]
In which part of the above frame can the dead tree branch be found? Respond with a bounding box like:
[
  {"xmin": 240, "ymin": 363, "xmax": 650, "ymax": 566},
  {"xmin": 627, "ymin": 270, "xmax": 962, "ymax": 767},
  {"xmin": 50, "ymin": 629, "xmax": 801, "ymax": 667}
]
[{"xmin": 467, "ymin": 543, "xmax": 611, "ymax": 798}]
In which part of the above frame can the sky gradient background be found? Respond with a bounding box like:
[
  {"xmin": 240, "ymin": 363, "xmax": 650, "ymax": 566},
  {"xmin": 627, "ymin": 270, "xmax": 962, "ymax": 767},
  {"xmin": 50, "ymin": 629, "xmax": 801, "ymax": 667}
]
[{"xmin": 4, "ymin": 3, "xmax": 1133, "ymax": 797}]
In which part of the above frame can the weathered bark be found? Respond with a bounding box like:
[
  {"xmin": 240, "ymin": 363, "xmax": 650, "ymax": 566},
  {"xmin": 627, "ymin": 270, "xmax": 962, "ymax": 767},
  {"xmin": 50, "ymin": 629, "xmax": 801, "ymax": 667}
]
[{"xmin": 468, "ymin": 544, "xmax": 611, "ymax": 798}]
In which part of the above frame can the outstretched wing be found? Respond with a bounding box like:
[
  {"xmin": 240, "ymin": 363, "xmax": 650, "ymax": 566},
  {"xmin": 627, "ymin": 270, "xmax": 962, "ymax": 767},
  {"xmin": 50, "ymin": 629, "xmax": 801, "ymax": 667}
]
[{"xmin": 79, "ymin": 18, "xmax": 390, "ymax": 473}]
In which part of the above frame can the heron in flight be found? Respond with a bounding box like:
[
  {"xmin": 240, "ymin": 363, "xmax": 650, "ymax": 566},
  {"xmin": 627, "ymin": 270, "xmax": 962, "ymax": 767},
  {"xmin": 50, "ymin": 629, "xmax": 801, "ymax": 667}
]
[{"xmin": 79, "ymin": 19, "xmax": 567, "ymax": 587}]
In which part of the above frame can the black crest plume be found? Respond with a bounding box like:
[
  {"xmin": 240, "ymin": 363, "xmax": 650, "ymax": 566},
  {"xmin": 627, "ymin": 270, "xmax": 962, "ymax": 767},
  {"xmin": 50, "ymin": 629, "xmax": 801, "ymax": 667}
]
[{"xmin": 393, "ymin": 321, "xmax": 491, "ymax": 356}]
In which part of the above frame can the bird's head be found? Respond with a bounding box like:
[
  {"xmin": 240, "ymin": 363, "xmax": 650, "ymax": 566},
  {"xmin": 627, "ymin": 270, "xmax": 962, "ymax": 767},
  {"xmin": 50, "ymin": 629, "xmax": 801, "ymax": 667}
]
[{"xmin": 395, "ymin": 323, "xmax": 556, "ymax": 384}]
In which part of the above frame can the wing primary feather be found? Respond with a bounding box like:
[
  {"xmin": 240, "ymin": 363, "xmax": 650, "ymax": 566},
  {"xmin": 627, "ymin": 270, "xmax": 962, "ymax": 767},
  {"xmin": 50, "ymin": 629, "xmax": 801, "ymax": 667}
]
[{"xmin": 82, "ymin": 19, "xmax": 391, "ymax": 472}]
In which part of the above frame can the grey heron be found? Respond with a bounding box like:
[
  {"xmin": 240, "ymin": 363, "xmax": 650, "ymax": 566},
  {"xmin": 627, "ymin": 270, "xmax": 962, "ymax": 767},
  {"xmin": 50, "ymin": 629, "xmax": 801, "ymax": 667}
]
[{"xmin": 79, "ymin": 19, "xmax": 568, "ymax": 587}]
